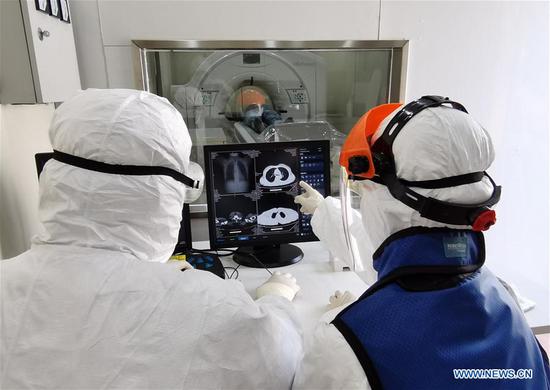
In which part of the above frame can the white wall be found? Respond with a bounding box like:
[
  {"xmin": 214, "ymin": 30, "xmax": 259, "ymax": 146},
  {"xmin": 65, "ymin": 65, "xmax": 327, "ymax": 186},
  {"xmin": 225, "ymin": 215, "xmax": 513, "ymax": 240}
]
[
  {"xmin": 380, "ymin": 1, "xmax": 549, "ymax": 327},
  {"xmin": 70, "ymin": 0, "xmax": 380, "ymax": 89},
  {"xmin": 0, "ymin": 104, "xmax": 53, "ymax": 259}
]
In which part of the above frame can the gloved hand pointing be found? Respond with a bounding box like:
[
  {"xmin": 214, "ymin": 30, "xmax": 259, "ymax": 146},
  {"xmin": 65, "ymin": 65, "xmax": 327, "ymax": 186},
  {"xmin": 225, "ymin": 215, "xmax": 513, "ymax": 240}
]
[
  {"xmin": 256, "ymin": 271, "xmax": 300, "ymax": 301},
  {"xmin": 294, "ymin": 181, "xmax": 324, "ymax": 215}
]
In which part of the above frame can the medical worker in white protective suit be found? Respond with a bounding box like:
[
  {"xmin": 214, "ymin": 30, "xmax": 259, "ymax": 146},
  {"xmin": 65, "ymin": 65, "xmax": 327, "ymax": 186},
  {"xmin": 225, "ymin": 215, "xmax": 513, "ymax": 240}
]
[
  {"xmin": 0, "ymin": 89, "xmax": 302, "ymax": 390},
  {"xmin": 293, "ymin": 96, "xmax": 550, "ymax": 389}
]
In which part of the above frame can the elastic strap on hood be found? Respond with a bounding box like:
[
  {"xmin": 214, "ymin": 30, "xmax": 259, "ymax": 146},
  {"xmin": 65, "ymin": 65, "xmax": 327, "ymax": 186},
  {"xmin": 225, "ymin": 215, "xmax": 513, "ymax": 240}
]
[{"xmin": 53, "ymin": 150, "xmax": 201, "ymax": 189}]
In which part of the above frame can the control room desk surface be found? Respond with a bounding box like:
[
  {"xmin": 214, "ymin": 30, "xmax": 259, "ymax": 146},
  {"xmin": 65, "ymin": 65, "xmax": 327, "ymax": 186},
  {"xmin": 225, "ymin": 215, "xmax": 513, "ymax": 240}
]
[{"xmin": 192, "ymin": 241, "xmax": 369, "ymax": 337}]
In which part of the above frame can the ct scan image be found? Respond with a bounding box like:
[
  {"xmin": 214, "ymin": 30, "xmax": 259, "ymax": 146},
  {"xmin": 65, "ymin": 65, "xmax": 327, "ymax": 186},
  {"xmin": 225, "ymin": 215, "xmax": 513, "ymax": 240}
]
[
  {"xmin": 214, "ymin": 195, "xmax": 257, "ymax": 236},
  {"xmin": 259, "ymin": 163, "xmax": 296, "ymax": 187},
  {"xmin": 212, "ymin": 152, "xmax": 255, "ymax": 194},
  {"xmin": 257, "ymin": 193, "xmax": 299, "ymax": 233},
  {"xmin": 255, "ymin": 149, "xmax": 298, "ymax": 190}
]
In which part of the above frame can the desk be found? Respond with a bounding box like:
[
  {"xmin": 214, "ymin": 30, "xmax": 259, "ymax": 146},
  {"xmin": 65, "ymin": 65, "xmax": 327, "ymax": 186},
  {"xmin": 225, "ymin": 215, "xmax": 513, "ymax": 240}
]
[
  {"xmin": 193, "ymin": 241, "xmax": 368, "ymax": 336},
  {"xmin": 193, "ymin": 240, "xmax": 549, "ymax": 336}
]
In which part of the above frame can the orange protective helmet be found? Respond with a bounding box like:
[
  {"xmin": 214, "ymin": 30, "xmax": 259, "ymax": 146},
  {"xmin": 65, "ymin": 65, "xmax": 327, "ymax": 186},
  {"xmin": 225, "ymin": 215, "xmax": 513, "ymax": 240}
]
[{"xmin": 339, "ymin": 103, "xmax": 402, "ymax": 179}]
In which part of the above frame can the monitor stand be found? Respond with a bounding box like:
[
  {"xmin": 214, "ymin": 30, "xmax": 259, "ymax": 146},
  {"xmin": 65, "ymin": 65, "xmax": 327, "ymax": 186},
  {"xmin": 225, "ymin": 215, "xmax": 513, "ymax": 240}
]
[{"xmin": 233, "ymin": 244, "xmax": 303, "ymax": 268}]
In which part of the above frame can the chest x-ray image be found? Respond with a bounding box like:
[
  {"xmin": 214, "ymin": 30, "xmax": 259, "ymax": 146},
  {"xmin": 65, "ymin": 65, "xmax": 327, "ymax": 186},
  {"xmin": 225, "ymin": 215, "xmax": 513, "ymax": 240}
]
[
  {"xmin": 212, "ymin": 152, "xmax": 255, "ymax": 194},
  {"xmin": 259, "ymin": 164, "xmax": 296, "ymax": 187}
]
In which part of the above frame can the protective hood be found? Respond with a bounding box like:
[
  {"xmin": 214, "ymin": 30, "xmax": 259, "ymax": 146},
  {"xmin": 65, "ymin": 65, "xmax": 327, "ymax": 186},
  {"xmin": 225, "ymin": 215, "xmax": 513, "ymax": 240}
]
[
  {"xmin": 32, "ymin": 89, "xmax": 192, "ymax": 263},
  {"xmin": 358, "ymin": 105, "xmax": 496, "ymax": 251}
]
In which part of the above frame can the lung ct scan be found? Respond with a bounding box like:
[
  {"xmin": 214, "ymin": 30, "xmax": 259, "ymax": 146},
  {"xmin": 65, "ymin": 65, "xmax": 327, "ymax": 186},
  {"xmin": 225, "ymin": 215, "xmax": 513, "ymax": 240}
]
[{"xmin": 205, "ymin": 141, "xmax": 330, "ymax": 247}]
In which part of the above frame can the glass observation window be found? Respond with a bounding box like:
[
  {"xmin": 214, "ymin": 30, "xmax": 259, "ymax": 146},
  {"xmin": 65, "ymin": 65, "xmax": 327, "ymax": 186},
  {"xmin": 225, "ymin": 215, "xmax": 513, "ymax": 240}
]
[{"xmin": 135, "ymin": 41, "xmax": 407, "ymax": 210}]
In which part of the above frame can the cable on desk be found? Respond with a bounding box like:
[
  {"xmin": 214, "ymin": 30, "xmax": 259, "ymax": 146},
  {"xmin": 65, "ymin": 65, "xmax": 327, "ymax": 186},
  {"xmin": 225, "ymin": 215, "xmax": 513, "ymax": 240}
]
[
  {"xmin": 224, "ymin": 265, "xmax": 240, "ymax": 280},
  {"xmin": 237, "ymin": 251, "xmax": 273, "ymax": 276}
]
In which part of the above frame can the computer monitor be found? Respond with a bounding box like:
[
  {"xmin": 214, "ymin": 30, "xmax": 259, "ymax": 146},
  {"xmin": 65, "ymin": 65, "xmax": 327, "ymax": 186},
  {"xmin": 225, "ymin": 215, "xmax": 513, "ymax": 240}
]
[
  {"xmin": 34, "ymin": 152, "xmax": 192, "ymax": 255},
  {"xmin": 203, "ymin": 140, "xmax": 331, "ymax": 268}
]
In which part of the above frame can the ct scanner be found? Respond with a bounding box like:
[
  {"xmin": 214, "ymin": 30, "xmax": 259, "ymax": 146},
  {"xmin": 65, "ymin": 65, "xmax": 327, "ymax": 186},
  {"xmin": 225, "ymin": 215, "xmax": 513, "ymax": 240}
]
[{"xmin": 170, "ymin": 50, "xmax": 328, "ymax": 143}]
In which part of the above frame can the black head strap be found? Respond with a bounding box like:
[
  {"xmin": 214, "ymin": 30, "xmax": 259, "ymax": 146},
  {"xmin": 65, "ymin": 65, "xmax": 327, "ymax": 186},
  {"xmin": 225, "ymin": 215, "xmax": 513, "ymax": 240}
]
[
  {"xmin": 382, "ymin": 171, "xmax": 500, "ymax": 225},
  {"xmin": 53, "ymin": 150, "xmax": 200, "ymax": 189},
  {"xmin": 399, "ymin": 172, "xmax": 485, "ymax": 189},
  {"xmin": 372, "ymin": 95, "xmax": 468, "ymax": 167},
  {"xmin": 367, "ymin": 96, "xmax": 501, "ymax": 227}
]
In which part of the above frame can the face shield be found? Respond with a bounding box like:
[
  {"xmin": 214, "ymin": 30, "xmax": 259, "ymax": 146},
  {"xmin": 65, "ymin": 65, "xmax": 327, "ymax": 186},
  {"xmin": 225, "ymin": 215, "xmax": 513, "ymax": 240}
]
[
  {"xmin": 339, "ymin": 103, "xmax": 402, "ymax": 181},
  {"xmin": 339, "ymin": 167, "xmax": 361, "ymax": 271},
  {"xmin": 337, "ymin": 104, "xmax": 401, "ymax": 271},
  {"xmin": 52, "ymin": 150, "xmax": 204, "ymax": 203}
]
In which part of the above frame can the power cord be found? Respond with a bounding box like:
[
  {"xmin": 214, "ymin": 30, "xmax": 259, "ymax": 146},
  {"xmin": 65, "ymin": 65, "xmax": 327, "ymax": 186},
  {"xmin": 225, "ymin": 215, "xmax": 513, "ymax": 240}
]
[
  {"xmin": 236, "ymin": 250, "xmax": 273, "ymax": 276},
  {"xmin": 223, "ymin": 265, "xmax": 240, "ymax": 280}
]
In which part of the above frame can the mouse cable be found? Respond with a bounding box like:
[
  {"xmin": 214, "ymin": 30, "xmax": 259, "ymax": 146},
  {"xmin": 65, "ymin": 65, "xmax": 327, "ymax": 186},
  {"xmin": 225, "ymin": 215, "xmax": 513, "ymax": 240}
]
[
  {"xmin": 224, "ymin": 265, "xmax": 240, "ymax": 280},
  {"xmin": 240, "ymin": 252, "xmax": 273, "ymax": 276}
]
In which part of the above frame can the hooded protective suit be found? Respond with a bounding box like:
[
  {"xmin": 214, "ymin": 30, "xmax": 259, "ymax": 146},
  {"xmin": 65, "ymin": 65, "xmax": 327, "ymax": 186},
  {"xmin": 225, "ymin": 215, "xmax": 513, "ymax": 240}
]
[
  {"xmin": 0, "ymin": 89, "xmax": 302, "ymax": 389},
  {"xmin": 293, "ymin": 105, "xmax": 550, "ymax": 389}
]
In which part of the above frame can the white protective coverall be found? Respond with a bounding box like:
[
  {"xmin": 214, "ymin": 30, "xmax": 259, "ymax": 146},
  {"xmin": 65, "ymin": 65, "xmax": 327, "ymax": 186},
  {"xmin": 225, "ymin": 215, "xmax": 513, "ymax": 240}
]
[
  {"xmin": 293, "ymin": 106, "xmax": 496, "ymax": 389},
  {"xmin": 0, "ymin": 89, "xmax": 302, "ymax": 390}
]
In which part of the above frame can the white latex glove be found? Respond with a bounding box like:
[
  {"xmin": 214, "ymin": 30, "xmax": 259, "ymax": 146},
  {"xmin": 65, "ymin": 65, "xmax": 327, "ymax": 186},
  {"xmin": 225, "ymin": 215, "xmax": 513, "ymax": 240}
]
[
  {"xmin": 256, "ymin": 271, "xmax": 300, "ymax": 301},
  {"xmin": 327, "ymin": 290, "xmax": 356, "ymax": 310},
  {"xmin": 294, "ymin": 181, "xmax": 324, "ymax": 215}
]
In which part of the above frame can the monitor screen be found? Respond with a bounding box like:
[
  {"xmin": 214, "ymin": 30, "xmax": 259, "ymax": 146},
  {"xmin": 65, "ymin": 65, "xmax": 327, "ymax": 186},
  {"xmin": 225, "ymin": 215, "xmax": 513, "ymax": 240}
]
[{"xmin": 204, "ymin": 140, "xmax": 330, "ymax": 249}]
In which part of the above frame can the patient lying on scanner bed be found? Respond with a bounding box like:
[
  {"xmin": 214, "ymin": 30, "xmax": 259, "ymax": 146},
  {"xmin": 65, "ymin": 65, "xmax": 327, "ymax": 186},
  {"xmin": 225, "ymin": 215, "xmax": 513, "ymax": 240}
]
[{"xmin": 242, "ymin": 103, "xmax": 284, "ymax": 134}]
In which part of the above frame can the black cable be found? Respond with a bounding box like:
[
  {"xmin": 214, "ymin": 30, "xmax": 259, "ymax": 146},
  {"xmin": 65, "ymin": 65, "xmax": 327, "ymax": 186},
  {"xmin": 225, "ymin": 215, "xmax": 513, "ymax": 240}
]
[
  {"xmin": 232, "ymin": 265, "xmax": 240, "ymax": 279},
  {"xmin": 241, "ymin": 252, "xmax": 273, "ymax": 276},
  {"xmin": 224, "ymin": 265, "xmax": 240, "ymax": 280}
]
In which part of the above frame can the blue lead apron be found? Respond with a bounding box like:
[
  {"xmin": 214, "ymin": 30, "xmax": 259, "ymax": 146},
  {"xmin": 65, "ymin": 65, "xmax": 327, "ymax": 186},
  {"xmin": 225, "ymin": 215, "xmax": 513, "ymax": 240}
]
[{"xmin": 333, "ymin": 227, "xmax": 550, "ymax": 389}]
